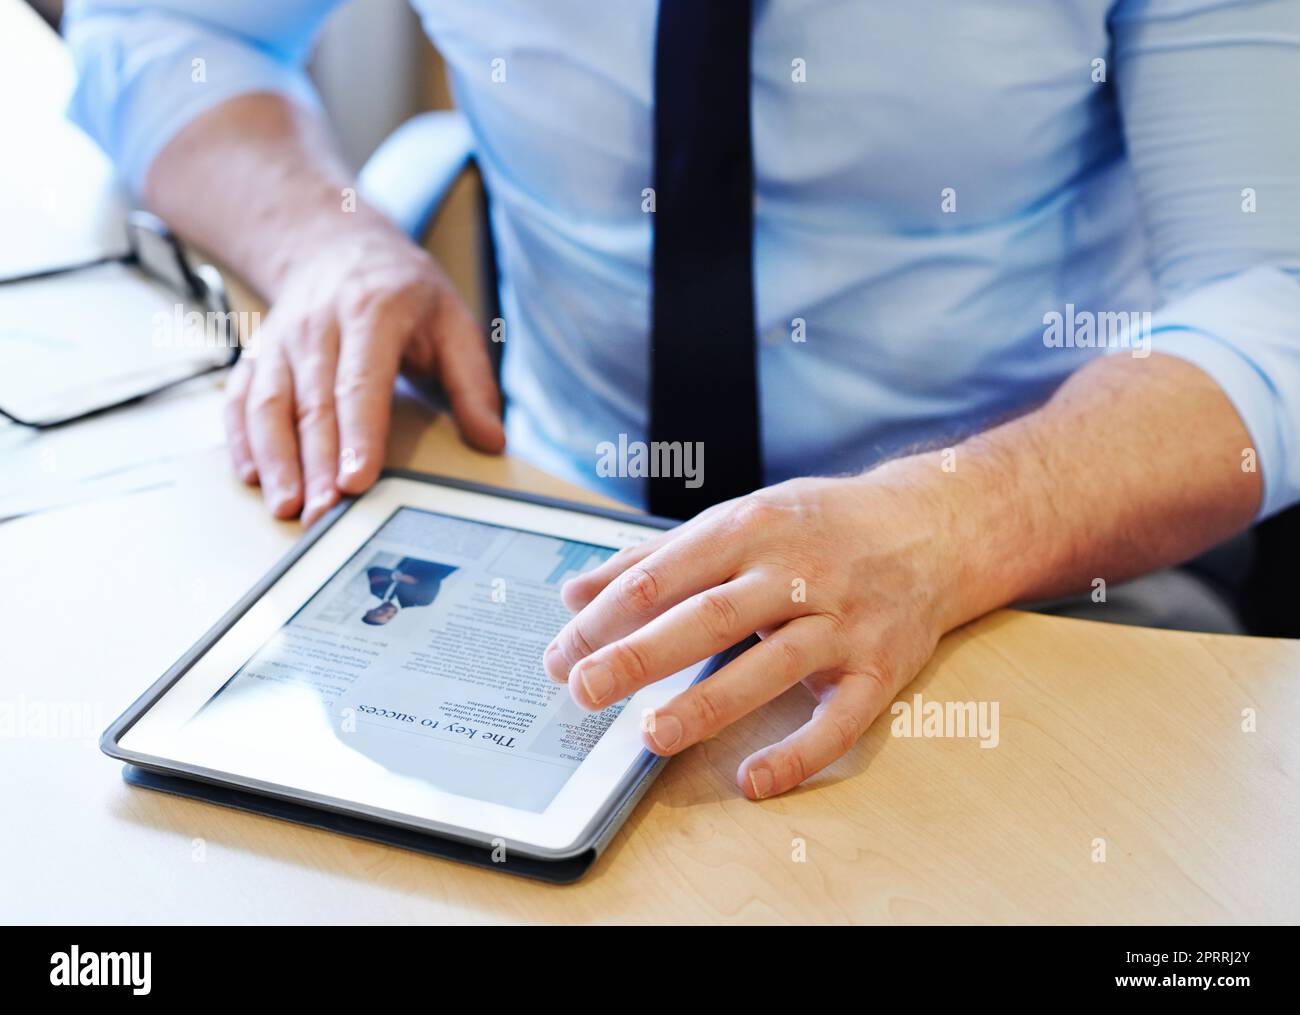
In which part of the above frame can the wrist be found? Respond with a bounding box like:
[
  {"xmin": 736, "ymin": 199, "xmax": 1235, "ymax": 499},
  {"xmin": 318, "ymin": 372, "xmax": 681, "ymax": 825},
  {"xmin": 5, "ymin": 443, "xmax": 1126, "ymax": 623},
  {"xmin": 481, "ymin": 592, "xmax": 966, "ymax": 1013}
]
[
  {"xmin": 260, "ymin": 191, "xmax": 412, "ymax": 298},
  {"xmin": 862, "ymin": 444, "xmax": 1034, "ymax": 633}
]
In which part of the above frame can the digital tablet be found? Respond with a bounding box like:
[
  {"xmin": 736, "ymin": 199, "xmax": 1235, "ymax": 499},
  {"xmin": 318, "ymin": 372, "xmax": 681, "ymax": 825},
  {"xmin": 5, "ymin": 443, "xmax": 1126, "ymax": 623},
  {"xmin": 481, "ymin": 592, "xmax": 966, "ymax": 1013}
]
[{"xmin": 102, "ymin": 471, "xmax": 737, "ymax": 882}]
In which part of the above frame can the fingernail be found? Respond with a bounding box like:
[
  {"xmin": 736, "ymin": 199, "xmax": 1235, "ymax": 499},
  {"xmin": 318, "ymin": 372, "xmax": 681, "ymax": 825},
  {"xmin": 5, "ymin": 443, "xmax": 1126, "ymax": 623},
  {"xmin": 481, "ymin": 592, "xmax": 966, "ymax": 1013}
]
[
  {"xmin": 543, "ymin": 641, "xmax": 566, "ymax": 681},
  {"xmin": 238, "ymin": 463, "xmax": 257, "ymax": 485},
  {"xmin": 339, "ymin": 448, "xmax": 361, "ymax": 476},
  {"xmin": 648, "ymin": 713, "xmax": 682, "ymax": 753},
  {"xmin": 265, "ymin": 487, "xmax": 293, "ymax": 515},
  {"xmin": 748, "ymin": 768, "xmax": 774, "ymax": 800},
  {"xmin": 577, "ymin": 660, "xmax": 614, "ymax": 707},
  {"xmin": 304, "ymin": 492, "xmax": 334, "ymax": 522}
]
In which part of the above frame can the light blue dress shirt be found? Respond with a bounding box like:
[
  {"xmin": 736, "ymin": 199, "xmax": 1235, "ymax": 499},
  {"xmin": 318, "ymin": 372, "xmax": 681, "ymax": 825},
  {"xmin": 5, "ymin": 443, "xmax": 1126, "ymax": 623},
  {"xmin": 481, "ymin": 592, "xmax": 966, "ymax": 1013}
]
[{"xmin": 64, "ymin": 0, "xmax": 1300, "ymax": 517}]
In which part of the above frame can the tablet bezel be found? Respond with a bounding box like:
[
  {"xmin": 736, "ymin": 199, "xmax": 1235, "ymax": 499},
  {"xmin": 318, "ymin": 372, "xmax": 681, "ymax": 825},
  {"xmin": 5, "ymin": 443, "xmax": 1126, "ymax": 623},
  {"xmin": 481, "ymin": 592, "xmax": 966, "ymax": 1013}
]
[{"xmin": 101, "ymin": 471, "xmax": 708, "ymax": 860}]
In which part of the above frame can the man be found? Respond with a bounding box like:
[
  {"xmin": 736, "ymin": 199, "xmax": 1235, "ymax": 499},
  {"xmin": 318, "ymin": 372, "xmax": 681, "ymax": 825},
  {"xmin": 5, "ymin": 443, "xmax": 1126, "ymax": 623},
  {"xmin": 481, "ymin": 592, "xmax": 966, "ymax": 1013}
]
[
  {"xmin": 362, "ymin": 557, "xmax": 456, "ymax": 625},
  {"xmin": 66, "ymin": 1, "xmax": 1300, "ymax": 799}
]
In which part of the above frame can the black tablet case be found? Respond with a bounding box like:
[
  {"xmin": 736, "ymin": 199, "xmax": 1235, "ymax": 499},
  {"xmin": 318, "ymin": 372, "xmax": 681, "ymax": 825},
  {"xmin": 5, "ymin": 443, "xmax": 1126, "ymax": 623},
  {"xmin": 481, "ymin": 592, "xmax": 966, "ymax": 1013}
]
[
  {"xmin": 121, "ymin": 762, "xmax": 622, "ymax": 884},
  {"xmin": 106, "ymin": 470, "xmax": 755, "ymax": 884}
]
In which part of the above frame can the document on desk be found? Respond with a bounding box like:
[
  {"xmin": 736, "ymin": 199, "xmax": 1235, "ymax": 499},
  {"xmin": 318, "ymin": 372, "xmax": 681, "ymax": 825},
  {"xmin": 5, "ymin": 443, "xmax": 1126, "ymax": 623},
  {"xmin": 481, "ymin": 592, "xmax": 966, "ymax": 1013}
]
[
  {"xmin": 0, "ymin": 262, "xmax": 229, "ymax": 424},
  {"xmin": 0, "ymin": 266, "xmax": 231, "ymax": 521}
]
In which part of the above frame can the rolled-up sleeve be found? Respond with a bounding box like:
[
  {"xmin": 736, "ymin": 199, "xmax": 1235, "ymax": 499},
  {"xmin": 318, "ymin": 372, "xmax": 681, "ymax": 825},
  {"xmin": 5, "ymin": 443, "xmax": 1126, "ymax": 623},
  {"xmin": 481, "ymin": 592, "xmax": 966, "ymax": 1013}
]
[
  {"xmin": 1111, "ymin": 0, "xmax": 1300, "ymax": 519},
  {"xmin": 63, "ymin": 0, "xmax": 343, "ymax": 193}
]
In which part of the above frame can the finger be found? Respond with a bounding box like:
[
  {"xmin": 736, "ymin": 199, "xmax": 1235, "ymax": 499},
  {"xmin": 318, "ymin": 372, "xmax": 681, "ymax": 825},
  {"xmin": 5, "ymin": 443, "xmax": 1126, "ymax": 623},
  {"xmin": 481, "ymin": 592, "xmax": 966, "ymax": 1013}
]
[
  {"xmin": 223, "ymin": 357, "xmax": 257, "ymax": 485},
  {"xmin": 245, "ymin": 347, "xmax": 303, "ymax": 518},
  {"xmin": 738, "ymin": 669, "xmax": 892, "ymax": 800},
  {"xmin": 641, "ymin": 615, "xmax": 845, "ymax": 758},
  {"xmin": 433, "ymin": 296, "xmax": 506, "ymax": 453},
  {"xmin": 565, "ymin": 568, "xmax": 801, "ymax": 710},
  {"xmin": 290, "ymin": 321, "xmax": 342, "ymax": 526},
  {"xmin": 543, "ymin": 510, "xmax": 750, "ymax": 681},
  {"xmin": 560, "ymin": 499, "xmax": 734, "ymax": 611},
  {"xmin": 334, "ymin": 317, "xmax": 403, "ymax": 495},
  {"xmin": 561, "ymin": 529, "xmax": 678, "ymax": 612}
]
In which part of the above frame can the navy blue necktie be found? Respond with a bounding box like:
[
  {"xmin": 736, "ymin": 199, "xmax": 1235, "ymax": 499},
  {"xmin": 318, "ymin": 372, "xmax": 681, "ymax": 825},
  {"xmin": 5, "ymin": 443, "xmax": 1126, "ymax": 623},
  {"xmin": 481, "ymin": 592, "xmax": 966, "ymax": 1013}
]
[{"xmin": 648, "ymin": 0, "xmax": 762, "ymax": 519}]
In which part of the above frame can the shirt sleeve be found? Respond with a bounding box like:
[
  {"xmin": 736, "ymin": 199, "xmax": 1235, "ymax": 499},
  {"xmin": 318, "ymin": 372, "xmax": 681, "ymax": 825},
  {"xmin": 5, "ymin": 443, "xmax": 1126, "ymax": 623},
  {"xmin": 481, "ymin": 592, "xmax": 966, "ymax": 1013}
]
[
  {"xmin": 1109, "ymin": 0, "xmax": 1300, "ymax": 520},
  {"xmin": 62, "ymin": 0, "xmax": 345, "ymax": 194}
]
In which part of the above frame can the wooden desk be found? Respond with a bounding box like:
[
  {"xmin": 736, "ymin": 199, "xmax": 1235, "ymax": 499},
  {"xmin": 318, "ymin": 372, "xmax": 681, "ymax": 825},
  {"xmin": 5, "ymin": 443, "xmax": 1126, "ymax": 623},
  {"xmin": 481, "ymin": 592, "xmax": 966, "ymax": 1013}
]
[
  {"xmin": 2, "ymin": 0, "xmax": 1298, "ymax": 924},
  {"xmin": 3, "ymin": 402, "xmax": 1299, "ymax": 923}
]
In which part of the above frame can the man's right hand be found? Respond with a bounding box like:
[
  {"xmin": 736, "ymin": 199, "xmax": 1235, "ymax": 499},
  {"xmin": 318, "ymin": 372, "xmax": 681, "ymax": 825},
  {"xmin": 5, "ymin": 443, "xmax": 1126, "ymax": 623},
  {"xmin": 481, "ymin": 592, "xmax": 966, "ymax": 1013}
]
[
  {"xmin": 133, "ymin": 94, "xmax": 504, "ymax": 527},
  {"xmin": 224, "ymin": 227, "xmax": 505, "ymax": 526}
]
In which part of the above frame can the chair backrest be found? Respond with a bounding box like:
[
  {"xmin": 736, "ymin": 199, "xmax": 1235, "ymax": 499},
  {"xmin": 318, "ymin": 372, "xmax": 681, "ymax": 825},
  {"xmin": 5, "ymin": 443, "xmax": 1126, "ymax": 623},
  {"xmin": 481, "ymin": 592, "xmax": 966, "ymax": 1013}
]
[
  {"xmin": 1237, "ymin": 505, "xmax": 1300, "ymax": 636},
  {"xmin": 357, "ymin": 111, "xmax": 473, "ymax": 240}
]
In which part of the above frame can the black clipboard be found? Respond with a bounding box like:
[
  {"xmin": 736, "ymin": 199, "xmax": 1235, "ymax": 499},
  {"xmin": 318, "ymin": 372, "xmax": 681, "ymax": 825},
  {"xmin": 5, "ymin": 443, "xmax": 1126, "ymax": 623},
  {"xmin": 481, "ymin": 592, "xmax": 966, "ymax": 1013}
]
[{"xmin": 102, "ymin": 469, "xmax": 756, "ymax": 884}]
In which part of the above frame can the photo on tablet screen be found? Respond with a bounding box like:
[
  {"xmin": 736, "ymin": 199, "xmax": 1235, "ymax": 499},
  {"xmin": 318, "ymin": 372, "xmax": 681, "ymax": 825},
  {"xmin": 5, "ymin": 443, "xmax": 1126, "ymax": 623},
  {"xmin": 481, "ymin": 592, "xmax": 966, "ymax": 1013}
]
[{"xmin": 191, "ymin": 507, "xmax": 622, "ymax": 813}]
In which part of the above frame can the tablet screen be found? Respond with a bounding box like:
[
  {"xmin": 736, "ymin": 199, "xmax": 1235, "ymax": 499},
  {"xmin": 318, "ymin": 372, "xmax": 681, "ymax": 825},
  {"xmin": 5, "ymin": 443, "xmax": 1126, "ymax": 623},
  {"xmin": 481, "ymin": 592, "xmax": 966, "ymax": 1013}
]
[
  {"xmin": 200, "ymin": 506, "xmax": 620, "ymax": 813},
  {"xmin": 112, "ymin": 477, "xmax": 706, "ymax": 854}
]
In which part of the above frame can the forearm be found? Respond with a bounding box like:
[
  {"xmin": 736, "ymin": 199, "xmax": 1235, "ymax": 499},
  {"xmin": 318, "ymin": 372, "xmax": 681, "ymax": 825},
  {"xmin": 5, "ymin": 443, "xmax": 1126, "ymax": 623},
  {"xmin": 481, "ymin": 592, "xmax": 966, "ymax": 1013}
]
[
  {"xmin": 891, "ymin": 353, "xmax": 1262, "ymax": 630},
  {"xmin": 143, "ymin": 93, "xmax": 404, "ymax": 300}
]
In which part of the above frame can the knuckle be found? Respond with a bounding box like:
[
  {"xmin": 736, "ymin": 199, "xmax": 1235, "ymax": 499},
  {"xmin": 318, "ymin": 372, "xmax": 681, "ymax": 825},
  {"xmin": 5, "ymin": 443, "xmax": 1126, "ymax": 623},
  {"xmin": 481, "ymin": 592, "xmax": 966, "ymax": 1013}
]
[
  {"xmin": 858, "ymin": 654, "xmax": 896, "ymax": 696},
  {"xmin": 727, "ymin": 496, "xmax": 779, "ymax": 534},
  {"xmin": 689, "ymin": 685, "xmax": 728, "ymax": 733},
  {"xmin": 247, "ymin": 383, "xmax": 291, "ymax": 418},
  {"xmin": 339, "ymin": 286, "xmax": 386, "ymax": 324},
  {"xmin": 292, "ymin": 309, "xmax": 335, "ymax": 349},
  {"xmin": 697, "ymin": 587, "xmax": 742, "ymax": 641},
  {"xmin": 768, "ymin": 636, "xmax": 805, "ymax": 681},
  {"xmin": 608, "ymin": 639, "xmax": 652, "ymax": 686},
  {"xmin": 617, "ymin": 565, "xmax": 661, "ymax": 616},
  {"xmin": 827, "ymin": 708, "xmax": 864, "ymax": 757},
  {"xmin": 776, "ymin": 748, "xmax": 809, "ymax": 790},
  {"xmin": 295, "ymin": 393, "xmax": 336, "ymax": 427},
  {"xmin": 565, "ymin": 624, "xmax": 596, "ymax": 662},
  {"xmin": 818, "ymin": 611, "xmax": 853, "ymax": 659}
]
